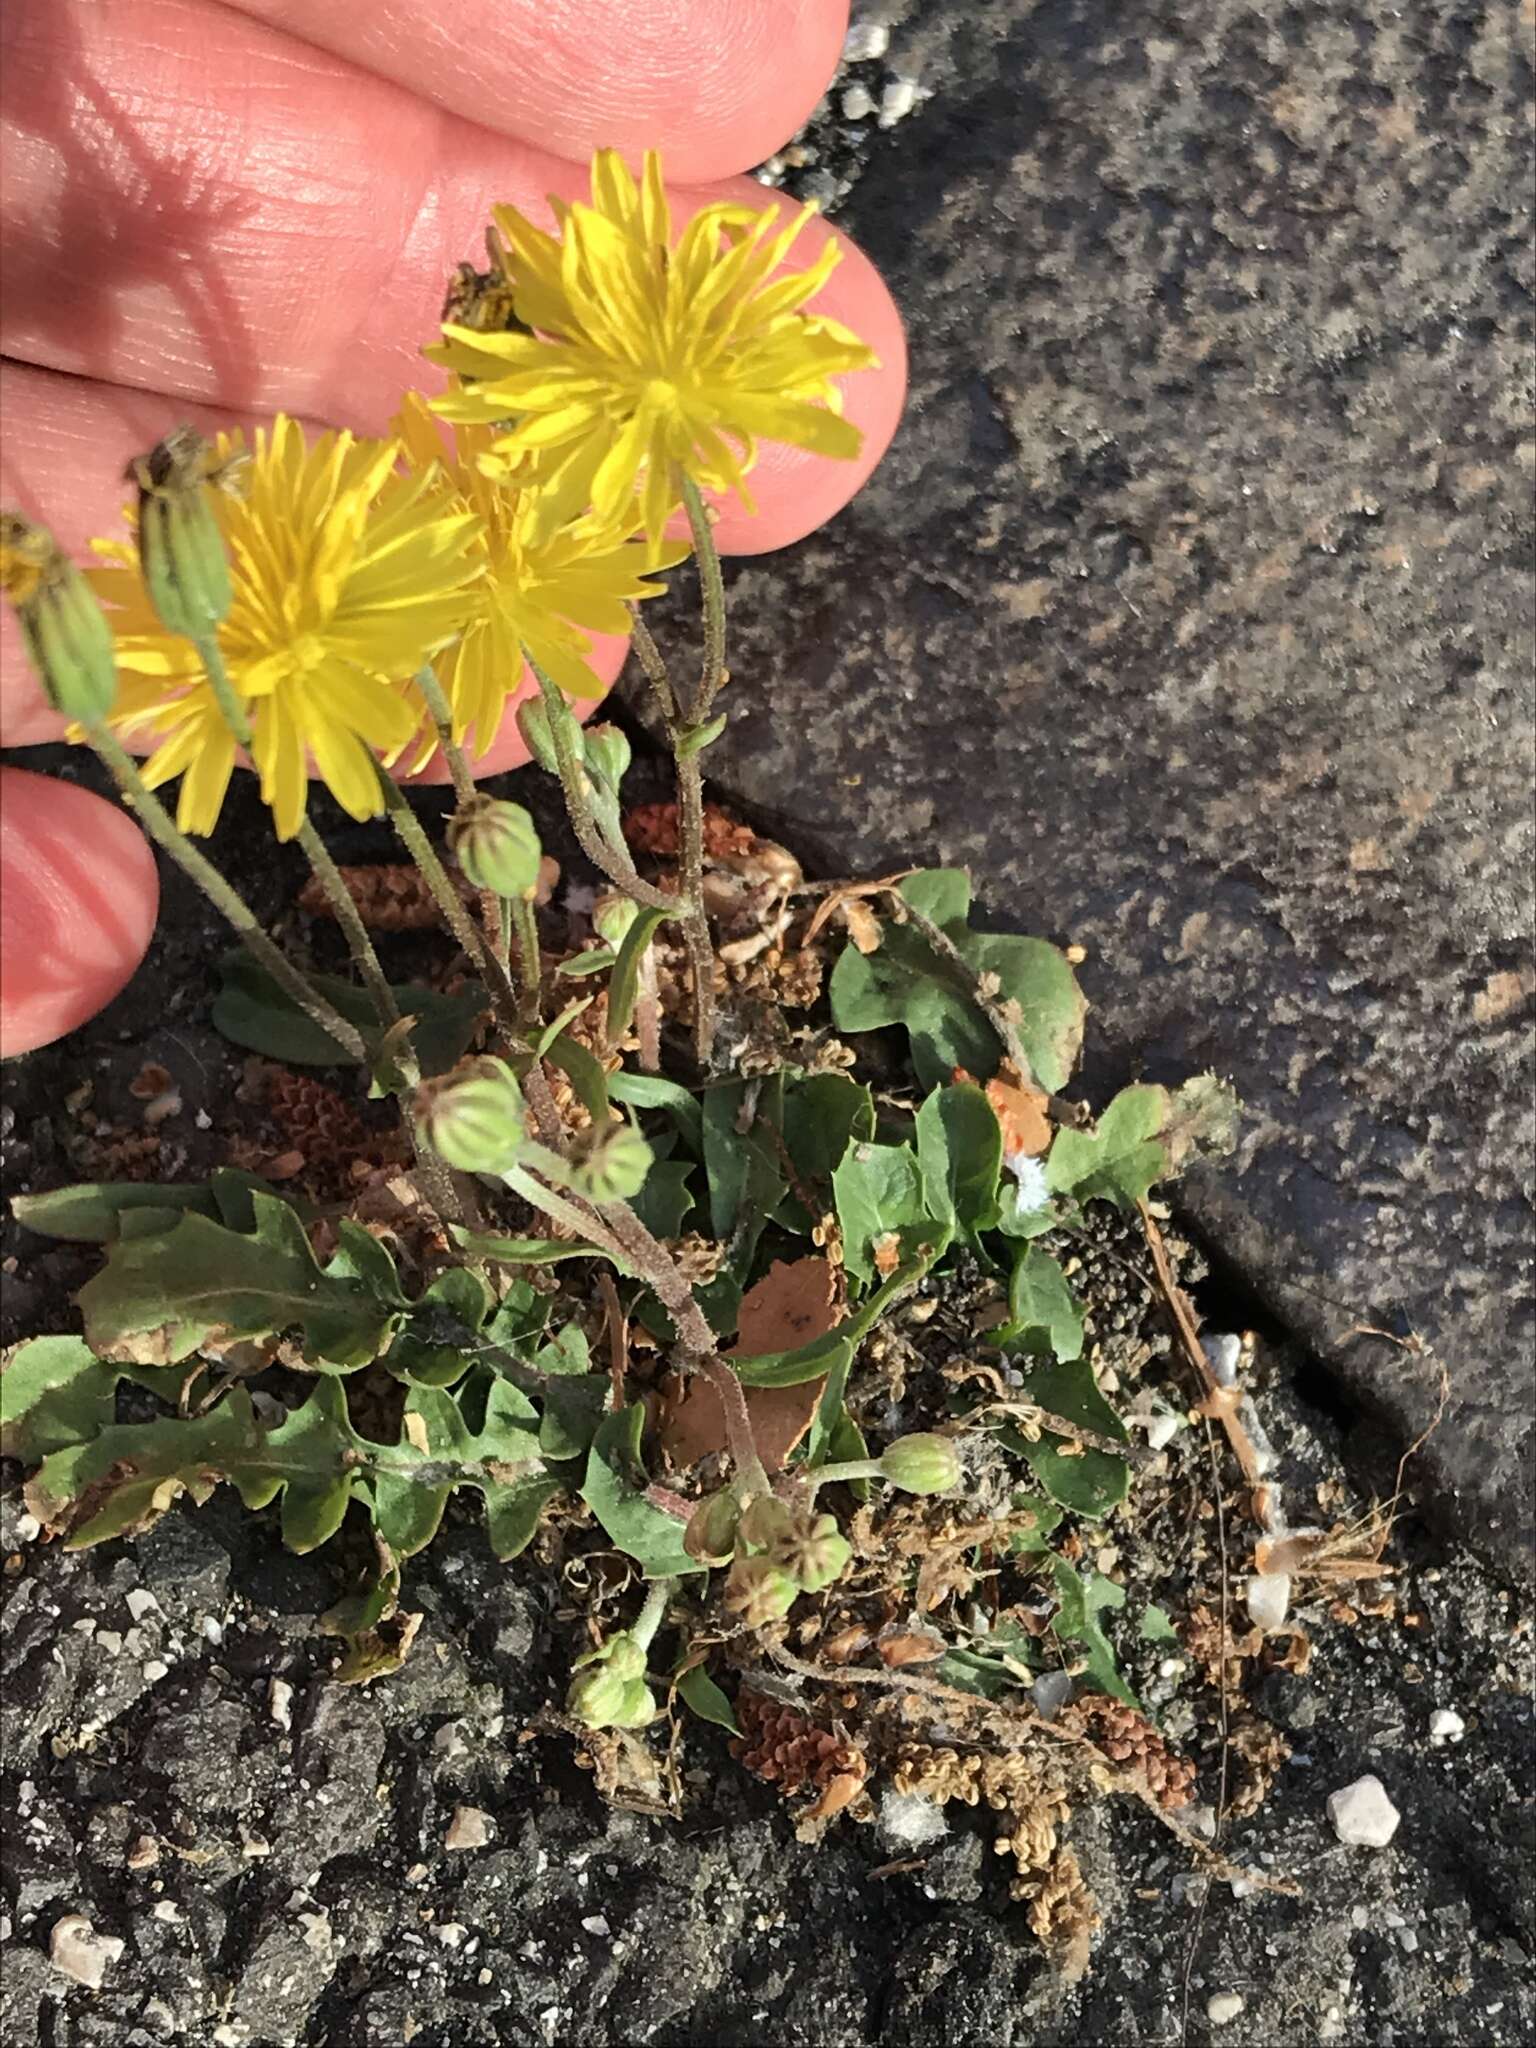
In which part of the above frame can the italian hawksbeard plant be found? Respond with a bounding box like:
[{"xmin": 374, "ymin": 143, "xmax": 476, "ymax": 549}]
[{"xmin": 1, "ymin": 150, "xmax": 1287, "ymax": 1973}]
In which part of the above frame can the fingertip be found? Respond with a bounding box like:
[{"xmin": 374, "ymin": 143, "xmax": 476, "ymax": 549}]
[{"xmin": 0, "ymin": 767, "xmax": 159, "ymax": 1058}]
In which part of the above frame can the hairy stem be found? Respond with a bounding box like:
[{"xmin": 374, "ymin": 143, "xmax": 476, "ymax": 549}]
[
  {"xmin": 191, "ymin": 633, "xmax": 408, "ymax": 1051},
  {"xmin": 631, "ymin": 1578, "xmax": 673, "ymax": 1654},
  {"xmin": 675, "ymin": 748, "xmax": 718, "ymax": 1066},
  {"xmin": 373, "ymin": 768, "xmax": 526, "ymax": 1044},
  {"xmin": 531, "ymin": 664, "xmax": 673, "ymax": 913},
  {"xmin": 412, "ymin": 662, "xmax": 504, "ymax": 955},
  {"xmin": 679, "ymin": 476, "xmax": 726, "ymax": 722},
  {"xmin": 82, "ymin": 725, "xmax": 368, "ymax": 1063},
  {"xmin": 625, "ymin": 602, "xmax": 678, "ymax": 722}
]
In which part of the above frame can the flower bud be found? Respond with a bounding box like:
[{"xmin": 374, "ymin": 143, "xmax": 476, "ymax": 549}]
[
  {"xmin": 683, "ymin": 1488, "xmax": 740, "ymax": 1566},
  {"xmin": 582, "ymin": 722, "xmax": 631, "ymax": 792},
  {"xmin": 126, "ymin": 427, "xmax": 238, "ymax": 642},
  {"xmin": 766, "ymin": 1511, "xmax": 852, "ymax": 1594},
  {"xmin": 0, "ymin": 512, "xmax": 118, "ymax": 725},
  {"xmin": 567, "ymin": 1632, "xmax": 656, "ymax": 1729},
  {"xmin": 723, "ymin": 1555, "xmax": 799, "ymax": 1628},
  {"xmin": 568, "ymin": 1120, "xmax": 653, "ymax": 1203},
  {"xmin": 413, "ymin": 1057, "xmax": 526, "ymax": 1174},
  {"xmin": 447, "ymin": 794, "xmax": 542, "ymax": 899},
  {"xmin": 517, "ymin": 690, "xmax": 582, "ymax": 775},
  {"xmin": 879, "ymin": 1432, "xmax": 962, "ymax": 1496},
  {"xmin": 736, "ymin": 1493, "xmax": 796, "ymax": 1553},
  {"xmin": 592, "ymin": 891, "xmax": 638, "ymax": 947}
]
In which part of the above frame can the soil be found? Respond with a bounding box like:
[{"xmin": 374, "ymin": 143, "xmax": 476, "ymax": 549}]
[{"xmin": 2, "ymin": 753, "xmax": 1533, "ymax": 2047}]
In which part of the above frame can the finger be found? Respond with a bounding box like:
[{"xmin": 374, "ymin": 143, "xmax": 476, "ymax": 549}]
[
  {"xmin": 3, "ymin": 0, "xmax": 906, "ymax": 540},
  {"xmin": 222, "ymin": 0, "xmax": 849, "ymax": 184},
  {"xmin": 0, "ymin": 763, "xmax": 160, "ymax": 1057}
]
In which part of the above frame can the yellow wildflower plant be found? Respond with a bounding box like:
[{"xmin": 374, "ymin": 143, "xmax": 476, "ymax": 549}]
[
  {"xmin": 428, "ymin": 149, "xmax": 878, "ymax": 544},
  {"xmin": 391, "ymin": 393, "xmax": 683, "ymax": 766},
  {"xmin": 88, "ymin": 416, "xmax": 482, "ymax": 840}
]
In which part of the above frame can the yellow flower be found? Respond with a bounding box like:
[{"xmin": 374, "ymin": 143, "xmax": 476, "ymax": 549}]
[
  {"xmin": 392, "ymin": 394, "xmax": 683, "ymax": 765},
  {"xmin": 89, "ymin": 416, "xmax": 482, "ymax": 839},
  {"xmin": 428, "ymin": 149, "xmax": 878, "ymax": 544}
]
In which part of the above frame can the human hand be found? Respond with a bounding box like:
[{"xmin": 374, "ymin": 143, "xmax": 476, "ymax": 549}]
[{"xmin": 0, "ymin": 0, "xmax": 906, "ymax": 1054}]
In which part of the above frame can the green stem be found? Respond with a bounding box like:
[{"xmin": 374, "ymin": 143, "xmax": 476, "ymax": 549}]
[
  {"xmin": 805, "ymin": 1459, "xmax": 883, "ymax": 1490},
  {"xmin": 675, "ymin": 749, "xmax": 717, "ymax": 1067},
  {"xmin": 81, "ymin": 724, "xmax": 368, "ymax": 1064},
  {"xmin": 631, "ymin": 1578, "xmax": 673, "ymax": 1654},
  {"xmin": 625, "ymin": 602, "xmax": 678, "ymax": 722},
  {"xmin": 679, "ymin": 476, "xmax": 726, "ymax": 722},
  {"xmin": 509, "ymin": 895, "xmax": 542, "ymax": 1021},
  {"xmin": 531, "ymin": 665, "xmax": 673, "ymax": 914},
  {"xmin": 191, "ymin": 633, "xmax": 406, "ymax": 1052},
  {"xmin": 295, "ymin": 818, "xmax": 405, "ymax": 1048},
  {"xmin": 411, "ymin": 662, "xmax": 478, "ymax": 810},
  {"xmin": 372, "ymin": 768, "xmax": 526, "ymax": 1042}
]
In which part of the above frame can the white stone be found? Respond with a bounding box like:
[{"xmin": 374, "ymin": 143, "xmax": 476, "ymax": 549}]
[
  {"xmin": 580, "ymin": 1914, "xmax": 611, "ymax": 1937},
  {"xmin": 125, "ymin": 1589, "xmax": 160, "ymax": 1624},
  {"xmin": 434, "ymin": 1923, "xmax": 468, "ymax": 1949},
  {"xmin": 1207, "ymin": 1993, "xmax": 1246, "ymax": 2026},
  {"xmin": 1245, "ymin": 1573, "xmax": 1292, "ymax": 1632},
  {"xmin": 841, "ymin": 84, "xmax": 875, "ymax": 122},
  {"xmin": 1327, "ymin": 1775, "xmax": 1400, "ymax": 1847},
  {"xmin": 1201, "ymin": 1332, "xmax": 1243, "ymax": 1385},
  {"xmin": 878, "ymin": 77, "xmax": 920, "ymax": 128},
  {"xmin": 1145, "ymin": 1410, "xmax": 1182, "ymax": 1451},
  {"xmin": 1428, "ymin": 1708, "xmax": 1466, "ymax": 1746},
  {"xmin": 878, "ymin": 1789, "xmax": 949, "ymax": 1849},
  {"xmin": 50, "ymin": 1914, "xmax": 125, "ymax": 1990},
  {"xmin": 842, "ymin": 21, "xmax": 890, "ymax": 63},
  {"xmin": 267, "ymin": 1679, "xmax": 294, "ymax": 1732},
  {"xmin": 1032, "ymin": 1670, "xmax": 1075, "ymax": 1719}
]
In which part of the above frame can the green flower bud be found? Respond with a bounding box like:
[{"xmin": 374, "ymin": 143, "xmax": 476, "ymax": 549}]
[
  {"xmin": 413, "ymin": 1057, "xmax": 526, "ymax": 1174},
  {"xmin": 736, "ymin": 1493, "xmax": 796, "ymax": 1553},
  {"xmin": 683, "ymin": 1488, "xmax": 741, "ymax": 1566},
  {"xmin": 126, "ymin": 427, "xmax": 239, "ymax": 642},
  {"xmin": 592, "ymin": 891, "xmax": 639, "ymax": 946},
  {"xmin": 568, "ymin": 1120, "xmax": 653, "ymax": 1203},
  {"xmin": 582, "ymin": 722, "xmax": 631, "ymax": 792},
  {"xmin": 515, "ymin": 695, "xmax": 560, "ymax": 773},
  {"xmin": 879, "ymin": 1432, "xmax": 963, "ymax": 1497},
  {"xmin": 447, "ymin": 794, "xmax": 542, "ymax": 899},
  {"xmin": 723, "ymin": 1555, "xmax": 800, "ymax": 1628},
  {"xmin": 766, "ymin": 1511, "xmax": 852, "ymax": 1594},
  {"xmin": 0, "ymin": 512, "xmax": 118, "ymax": 725},
  {"xmin": 567, "ymin": 1630, "xmax": 655, "ymax": 1729}
]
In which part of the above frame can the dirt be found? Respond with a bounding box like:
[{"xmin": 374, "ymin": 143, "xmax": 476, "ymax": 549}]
[{"xmin": 2, "ymin": 749, "xmax": 1533, "ymax": 2047}]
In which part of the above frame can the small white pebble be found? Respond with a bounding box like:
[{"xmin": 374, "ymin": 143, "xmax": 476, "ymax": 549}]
[
  {"xmin": 1350, "ymin": 1904, "xmax": 1370, "ymax": 1929},
  {"xmin": 13, "ymin": 1511, "xmax": 41, "ymax": 1544},
  {"xmin": 1327, "ymin": 1774, "xmax": 1400, "ymax": 1848},
  {"xmin": 878, "ymin": 1790, "xmax": 949, "ymax": 1849},
  {"xmin": 201, "ymin": 1617, "xmax": 223, "ymax": 1646},
  {"xmin": 267, "ymin": 1679, "xmax": 294, "ymax": 1732},
  {"xmin": 151, "ymin": 1901, "xmax": 182, "ymax": 1924},
  {"xmin": 125, "ymin": 1589, "xmax": 159, "ymax": 1625},
  {"xmin": 141, "ymin": 1660, "xmax": 169, "ymax": 1683},
  {"xmin": 842, "ymin": 21, "xmax": 890, "ymax": 63},
  {"xmin": 841, "ymin": 84, "xmax": 875, "ymax": 122},
  {"xmin": 434, "ymin": 1923, "xmax": 468, "ymax": 1948},
  {"xmin": 49, "ymin": 1915, "xmax": 125, "ymax": 1991},
  {"xmin": 1245, "ymin": 1573, "xmax": 1292, "ymax": 1632},
  {"xmin": 878, "ymin": 77, "xmax": 919, "ymax": 128},
  {"xmin": 1145, "ymin": 1411, "xmax": 1182, "ymax": 1451},
  {"xmin": 1201, "ymin": 1332, "xmax": 1243, "ymax": 1385},
  {"xmin": 1428, "ymin": 1708, "xmax": 1466, "ymax": 1747},
  {"xmin": 433, "ymin": 1720, "xmax": 469, "ymax": 1762},
  {"xmin": 1207, "ymin": 1993, "xmax": 1245, "ymax": 2026},
  {"xmin": 95, "ymin": 1630, "xmax": 123, "ymax": 1656},
  {"xmin": 580, "ymin": 1914, "xmax": 611, "ymax": 1937},
  {"xmin": 1157, "ymin": 1657, "xmax": 1186, "ymax": 1680},
  {"xmin": 444, "ymin": 1805, "xmax": 493, "ymax": 1852}
]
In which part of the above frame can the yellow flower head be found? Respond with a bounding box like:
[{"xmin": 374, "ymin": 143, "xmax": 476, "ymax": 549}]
[
  {"xmin": 427, "ymin": 149, "xmax": 878, "ymax": 544},
  {"xmin": 392, "ymin": 394, "xmax": 683, "ymax": 767},
  {"xmin": 89, "ymin": 416, "xmax": 482, "ymax": 839}
]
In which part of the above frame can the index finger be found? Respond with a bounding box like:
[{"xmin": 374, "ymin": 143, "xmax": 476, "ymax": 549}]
[{"xmin": 223, "ymin": 0, "xmax": 851, "ymax": 183}]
